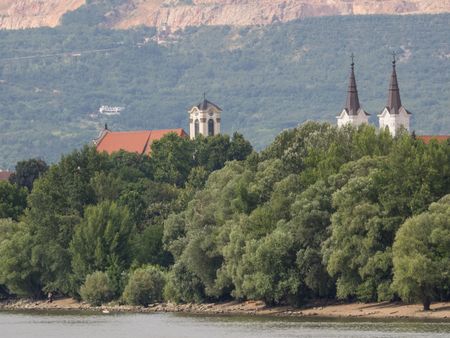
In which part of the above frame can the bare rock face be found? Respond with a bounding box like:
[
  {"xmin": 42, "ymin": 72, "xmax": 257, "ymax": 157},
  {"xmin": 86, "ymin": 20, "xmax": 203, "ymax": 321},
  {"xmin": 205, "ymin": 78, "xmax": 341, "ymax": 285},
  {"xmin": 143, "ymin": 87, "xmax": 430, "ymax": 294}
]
[
  {"xmin": 0, "ymin": 0, "xmax": 85, "ymax": 29},
  {"xmin": 0, "ymin": 0, "xmax": 449, "ymax": 30},
  {"xmin": 113, "ymin": 0, "xmax": 450, "ymax": 30}
]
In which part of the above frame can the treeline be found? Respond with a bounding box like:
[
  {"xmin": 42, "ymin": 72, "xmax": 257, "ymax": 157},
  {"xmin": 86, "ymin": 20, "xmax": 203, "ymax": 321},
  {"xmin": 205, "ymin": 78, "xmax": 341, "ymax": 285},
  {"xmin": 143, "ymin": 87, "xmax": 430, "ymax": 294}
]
[
  {"xmin": 1, "ymin": 14, "xmax": 450, "ymax": 167},
  {"xmin": 0, "ymin": 124, "xmax": 449, "ymax": 310}
]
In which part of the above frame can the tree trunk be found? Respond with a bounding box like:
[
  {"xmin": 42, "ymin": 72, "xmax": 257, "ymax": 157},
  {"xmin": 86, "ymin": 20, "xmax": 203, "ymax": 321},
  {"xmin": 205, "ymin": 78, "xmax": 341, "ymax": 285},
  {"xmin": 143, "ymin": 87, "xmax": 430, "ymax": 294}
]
[{"xmin": 422, "ymin": 296, "xmax": 431, "ymax": 311}]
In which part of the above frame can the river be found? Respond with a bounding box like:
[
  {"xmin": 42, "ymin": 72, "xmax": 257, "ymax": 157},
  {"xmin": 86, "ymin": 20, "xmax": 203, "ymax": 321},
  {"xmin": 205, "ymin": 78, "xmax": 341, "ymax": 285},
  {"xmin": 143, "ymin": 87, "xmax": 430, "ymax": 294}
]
[{"xmin": 1, "ymin": 311, "xmax": 449, "ymax": 338}]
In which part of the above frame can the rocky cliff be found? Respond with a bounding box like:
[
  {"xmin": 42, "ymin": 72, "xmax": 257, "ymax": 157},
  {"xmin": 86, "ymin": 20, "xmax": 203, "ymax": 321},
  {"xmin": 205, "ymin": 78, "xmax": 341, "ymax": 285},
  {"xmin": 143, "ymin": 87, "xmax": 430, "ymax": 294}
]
[
  {"xmin": 0, "ymin": 0, "xmax": 85, "ymax": 29},
  {"xmin": 113, "ymin": 0, "xmax": 450, "ymax": 30},
  {"xmin": 0, "ymin": 0, "xmax": 449, "ymax": 30}
]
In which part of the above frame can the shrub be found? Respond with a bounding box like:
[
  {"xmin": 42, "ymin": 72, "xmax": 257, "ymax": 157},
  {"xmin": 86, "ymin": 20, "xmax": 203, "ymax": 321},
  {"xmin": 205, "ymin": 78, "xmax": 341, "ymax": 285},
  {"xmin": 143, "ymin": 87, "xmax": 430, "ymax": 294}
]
[
  {"xmin": 80, "ymin": 271, "xmax": 114, "ymax": 306},
  {"xmin": 122, "ymin": 266, "xmax": 166, "ymax": 306},
  {"xmin": 163, "ymin": 261, "xmax": 205, "ymax": 304}
]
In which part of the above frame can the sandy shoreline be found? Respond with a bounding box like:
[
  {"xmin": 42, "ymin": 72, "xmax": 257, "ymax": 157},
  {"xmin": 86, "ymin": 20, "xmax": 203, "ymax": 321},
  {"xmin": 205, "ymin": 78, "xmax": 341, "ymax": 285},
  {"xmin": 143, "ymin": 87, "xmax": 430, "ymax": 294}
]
[{"xmin": 1, "ymin": 298, "xmax": 449, "ymax": 320}]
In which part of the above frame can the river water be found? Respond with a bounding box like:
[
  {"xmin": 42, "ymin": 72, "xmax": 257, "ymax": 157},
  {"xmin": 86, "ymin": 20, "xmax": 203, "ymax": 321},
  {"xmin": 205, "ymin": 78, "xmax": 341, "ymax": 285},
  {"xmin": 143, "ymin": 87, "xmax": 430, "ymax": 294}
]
[{"xmin": 1, "ymin": 311, "xmax": 449, "ymax": 338}]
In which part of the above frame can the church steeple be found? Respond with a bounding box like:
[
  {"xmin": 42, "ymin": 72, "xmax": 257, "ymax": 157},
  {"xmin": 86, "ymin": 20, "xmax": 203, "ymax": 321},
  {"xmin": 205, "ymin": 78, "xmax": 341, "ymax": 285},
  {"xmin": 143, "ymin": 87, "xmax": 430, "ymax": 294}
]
[
  {"xmin": 345, "ymin": 54, "xmax": 361, "ymax": 115},
  {"xmin": 378, "ymin": 52, "xmax": 411, "ymax": 136},
  {"xmin": 188, "ymin": 94, "xmax": 222, "ymax": 139},
  {"xmin": 337, "ymin": 55, "xmax": 369, "ymax": 128},
  {"xmin": 387, "ymin": 52, "xmax": 402, "ymax": 114}
]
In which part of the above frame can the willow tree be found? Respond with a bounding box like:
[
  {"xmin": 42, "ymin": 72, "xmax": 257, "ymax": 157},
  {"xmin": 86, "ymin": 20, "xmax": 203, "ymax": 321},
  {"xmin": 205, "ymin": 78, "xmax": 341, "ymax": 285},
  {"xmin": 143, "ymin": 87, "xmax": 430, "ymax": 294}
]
[{"xmin": 393, "ymin": 195, "xmax": 450, "ymax": 311}]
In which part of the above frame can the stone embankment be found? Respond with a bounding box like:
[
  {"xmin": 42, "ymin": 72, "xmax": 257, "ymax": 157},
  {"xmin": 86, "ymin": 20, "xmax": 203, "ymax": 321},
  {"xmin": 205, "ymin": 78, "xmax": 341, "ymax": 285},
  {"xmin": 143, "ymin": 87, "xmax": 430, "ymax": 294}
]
[{"xmin": 1, "ymin": 298, "xmax": 449, "ymax": 319}]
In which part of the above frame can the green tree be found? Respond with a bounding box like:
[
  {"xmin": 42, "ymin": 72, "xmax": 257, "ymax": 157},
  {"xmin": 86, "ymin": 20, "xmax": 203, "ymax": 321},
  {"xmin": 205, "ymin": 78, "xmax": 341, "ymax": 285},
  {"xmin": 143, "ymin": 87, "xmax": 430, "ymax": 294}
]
[
  {"xmin": 80, "ymin": 271, "xmax": 114, "ymax": 306},
  {"xmin": 0, "ymin": 220, "xmax": 41, "ymax": 297},
  {"xmin": 0, "ymin": 181, "xmax": 27, "ymax": 221},
  {"xmin": 25, "ymin": 146, "xmax": 110, "ymax": 295},
  {"xmin": 9, "ymin": 158, "xmax": 48, "ymax": 191},
  {"xmin": 70, "ymin": 201, "xmax": 135, "ymax": 294},
  {"xmin": 122, "ymin": 265, "xmax": 166, "ymax": 306},
  {"xmin": 323, "ymin": 157, "xmax": 393, "ymax": 302},
  {"xmin": 392, "ymin": 195, "xmax": 450, "ymax": 311},
  {"xmin": 228, "ymin": 132, "xmax": 254, "ymax": 161},
  {"xmin": 151, "ymin": 133, "xmax": 194, "ymax": 186}
]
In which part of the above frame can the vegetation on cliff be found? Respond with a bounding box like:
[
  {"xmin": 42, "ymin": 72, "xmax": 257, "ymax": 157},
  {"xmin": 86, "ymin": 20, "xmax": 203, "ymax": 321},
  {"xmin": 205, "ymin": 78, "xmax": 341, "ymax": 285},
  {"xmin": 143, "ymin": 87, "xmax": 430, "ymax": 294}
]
[{"xmin": 0, "ymin": 124, "xmax": 449, "ymax": 310}]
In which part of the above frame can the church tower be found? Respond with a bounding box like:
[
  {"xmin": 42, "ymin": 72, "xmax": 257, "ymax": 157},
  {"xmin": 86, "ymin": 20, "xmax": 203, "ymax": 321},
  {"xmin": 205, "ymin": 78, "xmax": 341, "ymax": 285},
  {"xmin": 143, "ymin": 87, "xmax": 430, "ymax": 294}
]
[
  {"xmin": 188, "ymin": 94, "xmax": 222, "ymax": 139},
  {"xmin": 336, "ymin": 56, "xmax": 370, "ymax": 128},
  {"xmin": 378, "ymin": 53, "xmax": 411, "ymax": 136}
]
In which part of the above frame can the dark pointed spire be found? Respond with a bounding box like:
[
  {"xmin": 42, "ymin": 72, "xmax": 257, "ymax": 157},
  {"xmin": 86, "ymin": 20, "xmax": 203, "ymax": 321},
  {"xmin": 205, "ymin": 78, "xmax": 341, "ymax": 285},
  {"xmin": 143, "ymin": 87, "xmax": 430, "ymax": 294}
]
[
  {"xmin": 387, "ymin": 52, "xmax": 402, "ymax": 114},
  {"xmin": 345, "ymin": 53, "xmax": 361, "ymax": 115}
]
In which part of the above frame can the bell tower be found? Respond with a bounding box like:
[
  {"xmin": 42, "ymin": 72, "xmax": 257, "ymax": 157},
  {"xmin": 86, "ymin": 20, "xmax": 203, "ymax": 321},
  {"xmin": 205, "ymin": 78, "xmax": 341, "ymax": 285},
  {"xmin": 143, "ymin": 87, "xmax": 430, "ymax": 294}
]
[
  {"xmin": 336, "ymin": 55, "xmax": 370, "ymax": 128},
  {"xmin": 378, "ymin": 53, "xmax": 411, "ymax": 136},
  {"xmin": 188, "ymin": 94, "xmax": 222, "ymax": 139}
]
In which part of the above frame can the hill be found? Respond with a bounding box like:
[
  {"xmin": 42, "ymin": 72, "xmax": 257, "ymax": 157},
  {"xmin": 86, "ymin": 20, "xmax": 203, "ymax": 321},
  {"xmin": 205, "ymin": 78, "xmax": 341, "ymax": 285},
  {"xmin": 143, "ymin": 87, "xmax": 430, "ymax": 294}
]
[
  {"xmin": 0, "ymin": 14, "xmax": 449, "ymax": 168},
  {"xmin": 0, "ymin": 0, "xmax": 450, "ymax": 30}
]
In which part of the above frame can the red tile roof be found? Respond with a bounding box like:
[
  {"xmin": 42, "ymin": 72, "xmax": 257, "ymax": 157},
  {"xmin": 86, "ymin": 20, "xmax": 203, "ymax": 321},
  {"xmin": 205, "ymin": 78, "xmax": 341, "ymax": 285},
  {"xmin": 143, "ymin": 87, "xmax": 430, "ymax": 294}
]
[
  {"xmin": 0, "ymin": 171, "xmax": 12, "ymax": 181},
  {"xmin": 96, "ymin": 129, "xmax": 188, "ymax": 155},
  {"xmin": 417, "ymin": 135, "xmax": 450, "ymax": 144}
]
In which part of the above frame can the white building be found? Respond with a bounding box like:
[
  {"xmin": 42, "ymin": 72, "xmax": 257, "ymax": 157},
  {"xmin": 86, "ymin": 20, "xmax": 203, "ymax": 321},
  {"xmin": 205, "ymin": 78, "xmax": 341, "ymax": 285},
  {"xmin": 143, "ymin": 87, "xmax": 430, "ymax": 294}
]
[
  {"xmin": 337, "ymin": 60, "xmax": 370, "ymax": 128},
  {"xmin": 378, "ymin": 57, "xmax": 411, "ymax": 136},
  {"xmin": 188, "ymin": 95, "xmax": 222, "ymax": 139}
]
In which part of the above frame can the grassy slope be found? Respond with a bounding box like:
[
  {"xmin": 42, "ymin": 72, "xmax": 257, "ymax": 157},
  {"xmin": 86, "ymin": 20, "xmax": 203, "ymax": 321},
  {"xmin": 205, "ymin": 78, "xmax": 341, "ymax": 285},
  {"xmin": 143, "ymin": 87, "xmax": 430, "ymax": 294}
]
[{"xmin": 0, "ymin": 14, "xmax": 449, "ymax": 168}]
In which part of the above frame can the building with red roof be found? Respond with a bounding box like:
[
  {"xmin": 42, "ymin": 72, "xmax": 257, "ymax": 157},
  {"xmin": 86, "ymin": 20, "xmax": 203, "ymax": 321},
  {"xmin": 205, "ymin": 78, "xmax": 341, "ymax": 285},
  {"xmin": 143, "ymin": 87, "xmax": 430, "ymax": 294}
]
[
  {"xmin": 0, "ymin": 171, "xmax": 12, "ymax": 182},
  {"xmin": 416, "ymin": 135, "xmax": 450, "ymax": 144},
  {"xmin": 94, "ymin": 127, "xmax": 188, "ymax": 155}
]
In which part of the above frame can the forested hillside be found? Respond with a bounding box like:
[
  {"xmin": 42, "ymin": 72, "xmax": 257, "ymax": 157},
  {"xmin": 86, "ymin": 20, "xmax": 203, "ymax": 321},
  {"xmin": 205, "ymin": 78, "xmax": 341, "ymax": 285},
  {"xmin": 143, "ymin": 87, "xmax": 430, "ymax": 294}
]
[{"xmin": 0, "ymin": 14, "xmax": 449, "ymax": 168}]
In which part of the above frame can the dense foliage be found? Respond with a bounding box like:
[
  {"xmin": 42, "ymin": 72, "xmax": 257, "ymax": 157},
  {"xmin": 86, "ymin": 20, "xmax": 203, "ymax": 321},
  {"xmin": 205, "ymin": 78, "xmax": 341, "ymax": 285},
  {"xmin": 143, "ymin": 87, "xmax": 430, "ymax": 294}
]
[
  {"xmin": 1, "ymin": 14, "xmax": 449, "ymax": 168},
  {"xmin": 122, "ymin": 265, "xmax": 166, "ymax": 306},
  {"xmin": 80, "ymin": 271, "xmax": 114, "ymax": 306},
  {"xmin": 0, "ymin": 124, "xmax": 449, "ymax": 311},
  {"xmin": 392, "ymin": 196, "xmax": 450, "ymax": 310}
]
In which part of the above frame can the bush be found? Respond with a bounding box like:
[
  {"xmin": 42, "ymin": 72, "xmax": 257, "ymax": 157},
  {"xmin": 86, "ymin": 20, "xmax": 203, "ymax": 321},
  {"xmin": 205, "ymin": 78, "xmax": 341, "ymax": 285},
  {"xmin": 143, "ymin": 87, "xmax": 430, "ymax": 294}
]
[
  {"xmin": 80, "ymin": 271, "xmax": 114, "ymax": 306},
  {"xmin": 163, "ymin": 261, "xmax": 205, "ymax": 304},
  {"xmin": 122, "ymin": 266, "xmax": 166, "ymax": 306}
]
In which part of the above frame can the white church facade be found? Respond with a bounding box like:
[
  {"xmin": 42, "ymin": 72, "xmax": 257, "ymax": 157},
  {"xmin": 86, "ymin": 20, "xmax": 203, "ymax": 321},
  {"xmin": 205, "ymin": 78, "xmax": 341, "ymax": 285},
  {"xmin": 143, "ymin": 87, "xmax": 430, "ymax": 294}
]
[
  {"xmin": 337, "ymin": 55, "xmax": 411, "ymax": 136},
  {"xmin": 188, "ymin": 94, "xmax": 222, "ymax": 139}
]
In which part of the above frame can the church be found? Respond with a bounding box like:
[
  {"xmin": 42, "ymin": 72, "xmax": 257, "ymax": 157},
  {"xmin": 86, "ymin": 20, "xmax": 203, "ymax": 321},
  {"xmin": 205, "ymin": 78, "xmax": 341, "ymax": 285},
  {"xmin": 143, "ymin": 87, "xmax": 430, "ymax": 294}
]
[
  {"xmin": 336, "ymin": 54, "xmax": 448, "ymax": 143},
  {"xmin": 337, "ymin": 54, "xmax": 411, "ymax": 136},
  {"xmin": 94, "ymin": 55, "xmax": 448, "ymax": 155},
  {"xmin": 94, "ymin": 95, "xmax": 222, "ymax": 155}
]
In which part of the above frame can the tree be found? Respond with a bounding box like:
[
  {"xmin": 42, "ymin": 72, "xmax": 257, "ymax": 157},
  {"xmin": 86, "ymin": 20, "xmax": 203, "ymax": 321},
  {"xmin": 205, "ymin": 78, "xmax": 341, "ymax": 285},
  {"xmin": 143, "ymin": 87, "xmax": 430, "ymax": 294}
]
[
  {"xmin": 323, "ymin": 157, "xmax": 394, "ymax": 302},
  {"xmin": 0, "ymin": 220, "xmax": 42, "ymax": 297},
  {"xmin": 151, "ymin": 133, "xmax": 194, "ymax": 186},
  {"xmin": 22, "ymin": 146, "xmax": 114, "ymax": 295},
  {"xmin": 0, "ymin": 181, "xmax": 27, "ymax": 221},
  {"xmin": 9, "ymin": 158, "xmax": 48, "ymax": 191},
  {"xmin": 228, "ymin": 132, "xmax": 253, "ymax": 161},
  {"xmin": 392, "ymin": 195, "xmax": 450, "ymax": 311},
  {"xmin": 80, "ymin": 271, "xmax": 114, "ymax": 306},
  {"xmin": 70, "ymin": 201, "xmax": 135, "ymax": 295},
  {"xmin": 122, "ymin": 265, "xmax": 166, "ymax": 306}
]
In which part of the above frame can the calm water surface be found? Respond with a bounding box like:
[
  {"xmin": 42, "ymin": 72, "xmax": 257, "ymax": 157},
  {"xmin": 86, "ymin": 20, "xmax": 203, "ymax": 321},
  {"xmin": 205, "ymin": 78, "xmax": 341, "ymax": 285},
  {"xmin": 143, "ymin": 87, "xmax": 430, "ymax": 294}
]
[{"xmin": 0, "ymin": 311, "xmax": 449, "ymax": 338}]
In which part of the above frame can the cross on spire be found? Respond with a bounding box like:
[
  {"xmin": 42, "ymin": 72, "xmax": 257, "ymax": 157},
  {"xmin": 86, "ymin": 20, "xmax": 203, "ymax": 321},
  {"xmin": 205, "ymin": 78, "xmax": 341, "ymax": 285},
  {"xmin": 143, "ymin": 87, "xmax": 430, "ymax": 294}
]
[
  {"xmin": 351, "ymin": 53, "xmax": 355, "ymax": 68},
  {"xmin": 392, "ymin": 51, "xmax": 396, "ymax": 67}
]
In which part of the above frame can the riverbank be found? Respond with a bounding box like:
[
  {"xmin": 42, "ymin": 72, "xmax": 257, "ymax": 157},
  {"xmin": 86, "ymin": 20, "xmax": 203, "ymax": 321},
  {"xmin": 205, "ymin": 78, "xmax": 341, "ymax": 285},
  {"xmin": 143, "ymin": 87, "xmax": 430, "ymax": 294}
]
[{"xmin": 1, "ymin": 298, "xmax": 449, "ymax": 319}]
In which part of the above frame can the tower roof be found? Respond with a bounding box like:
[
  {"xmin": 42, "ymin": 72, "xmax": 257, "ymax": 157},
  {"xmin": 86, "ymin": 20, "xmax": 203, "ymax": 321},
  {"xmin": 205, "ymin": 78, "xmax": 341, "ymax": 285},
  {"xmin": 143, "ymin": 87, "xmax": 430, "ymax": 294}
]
[
  {"xmin": 196, "ymin": 93, "xmax": 222, "ymax": 111},
  {"xmin": 384, "ymin": 53, "xmax": 410, "ymax": 115},
  {"xmin": 387, "ymin": 55, "xmax": 401, "ymax": 114},
  {"xmin": 343, "ymin": 56, "xmax": 369, "ymax": 116}
]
